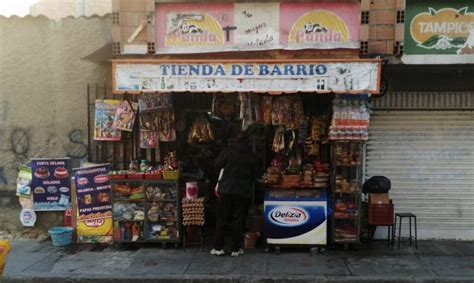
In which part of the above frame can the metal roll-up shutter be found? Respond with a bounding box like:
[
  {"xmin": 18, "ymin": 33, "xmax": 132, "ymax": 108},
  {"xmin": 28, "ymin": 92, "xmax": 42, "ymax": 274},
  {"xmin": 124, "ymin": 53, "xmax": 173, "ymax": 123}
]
[{"xmin": 366, "ymin": 111, "xmax": 474, "ymax": 240}]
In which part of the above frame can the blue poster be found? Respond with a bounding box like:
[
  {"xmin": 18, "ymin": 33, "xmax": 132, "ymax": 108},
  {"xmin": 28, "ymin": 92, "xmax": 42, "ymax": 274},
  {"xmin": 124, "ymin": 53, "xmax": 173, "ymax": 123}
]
[{"xmin": 32, "ymin": 158, "xmax": 71, "ymax": 211}]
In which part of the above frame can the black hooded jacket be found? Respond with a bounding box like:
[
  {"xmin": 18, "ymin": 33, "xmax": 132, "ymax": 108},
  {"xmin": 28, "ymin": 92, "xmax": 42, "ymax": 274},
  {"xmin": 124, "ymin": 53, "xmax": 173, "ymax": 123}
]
[{"xmin": 214, "ymin": 142, "xmax": 257, "ymax": 199}]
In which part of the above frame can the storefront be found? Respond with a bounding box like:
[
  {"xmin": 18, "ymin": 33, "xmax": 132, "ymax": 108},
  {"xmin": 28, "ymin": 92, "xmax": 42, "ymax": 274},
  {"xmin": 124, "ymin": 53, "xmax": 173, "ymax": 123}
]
[
  {"xmin": 98, "ymin": 1, "xmax": 384, "ymax": 248},
  {"xmin": 109, "ymin": 57, "xmax": 381, "ymax": 246}
]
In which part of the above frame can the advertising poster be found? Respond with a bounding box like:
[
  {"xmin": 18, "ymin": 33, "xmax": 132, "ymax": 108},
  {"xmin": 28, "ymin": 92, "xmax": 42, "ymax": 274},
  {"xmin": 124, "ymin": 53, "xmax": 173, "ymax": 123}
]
[
  {"xmin": 74, "ymin": 164, "xmax": 113, "ymax": 244},
  {"xmin": 264, "ymin": 200, "xmax": 327, "ymax": 245},
  {"xmin": 403, "ymin": 0, "xmax": 474, "ymax": 64},
  {"xmin": 32, "ymin": 158, "xmax": 71, "ymax": 211},
  {"xmin": 155, "ymin": 2, "xmax": 360, "ymax": 54},
  {"xmin": 94, "ymin": 100, "xmax": 121, "ymax": 141}
]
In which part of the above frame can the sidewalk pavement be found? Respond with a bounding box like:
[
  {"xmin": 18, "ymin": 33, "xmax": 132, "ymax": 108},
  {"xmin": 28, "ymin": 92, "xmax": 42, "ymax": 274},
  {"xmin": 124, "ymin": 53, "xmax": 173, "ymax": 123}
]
[{"xmin": 1, "ymin": 239, "xmax": 474, "ymax": 283}]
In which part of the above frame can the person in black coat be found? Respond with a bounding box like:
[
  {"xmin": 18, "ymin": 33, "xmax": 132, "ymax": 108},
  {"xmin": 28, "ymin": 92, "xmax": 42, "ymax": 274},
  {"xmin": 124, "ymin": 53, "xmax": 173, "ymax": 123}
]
[{"xmin": 210, "ymin": 131, "xmax": 257, "ymax": 257}]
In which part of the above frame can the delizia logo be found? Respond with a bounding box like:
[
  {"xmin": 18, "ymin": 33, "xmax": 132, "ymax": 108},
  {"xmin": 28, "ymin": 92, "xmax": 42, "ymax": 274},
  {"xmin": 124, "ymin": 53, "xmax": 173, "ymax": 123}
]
[{"xmin": 269, "ymin": 206, "xmax": 309, "ymax": 227}]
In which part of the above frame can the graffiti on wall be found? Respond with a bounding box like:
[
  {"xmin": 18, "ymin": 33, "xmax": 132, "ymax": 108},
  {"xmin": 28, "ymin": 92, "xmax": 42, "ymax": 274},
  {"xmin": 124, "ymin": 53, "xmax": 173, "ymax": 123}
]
[{"xmin": 0, "ymin": 128, "xmax": 88, "ymax": 187}]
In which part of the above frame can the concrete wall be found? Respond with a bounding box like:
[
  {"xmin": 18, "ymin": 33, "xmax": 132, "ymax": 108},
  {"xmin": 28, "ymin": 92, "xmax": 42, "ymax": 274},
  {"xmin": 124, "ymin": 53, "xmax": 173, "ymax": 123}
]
[
  {"xmin": 30, "ymin": 0, "xmax": 112, "ymax": 21},
  {"xmin": 0, "ymin": 15, "xmax": 112, "ymax": 194}
]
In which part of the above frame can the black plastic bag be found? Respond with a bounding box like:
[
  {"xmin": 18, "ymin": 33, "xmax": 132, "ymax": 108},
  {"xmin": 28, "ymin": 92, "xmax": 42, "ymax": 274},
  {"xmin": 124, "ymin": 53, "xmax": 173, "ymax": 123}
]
[{"xmin": 363, "ymin": 176, "xmax": 391, "ymax": 194}]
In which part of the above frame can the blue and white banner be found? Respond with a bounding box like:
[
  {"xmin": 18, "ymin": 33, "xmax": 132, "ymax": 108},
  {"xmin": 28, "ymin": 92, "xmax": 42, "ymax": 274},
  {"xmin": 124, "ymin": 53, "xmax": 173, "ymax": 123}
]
[{"xmin": 113, "ymin": 60, "xmax": 381, "ymax": 94}]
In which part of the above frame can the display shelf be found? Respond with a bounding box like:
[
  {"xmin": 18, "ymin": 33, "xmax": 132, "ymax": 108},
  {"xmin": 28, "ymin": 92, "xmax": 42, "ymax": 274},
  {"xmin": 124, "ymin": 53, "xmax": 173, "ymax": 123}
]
[
  {"xmin": 146, "ymin": 199, "xmax": 177, "ymax": 202},
  {"xmin": 112, "ymin": 179, "xmax": 181, "ymax": 245},
  {"xmin": 114, "ymin": 198, "xmax": 145, "ymax": 202},
  {"xmin": 334, "ymin": 216, "xmax": 358, "ymax": 220},
  {"xmin": 330, "ymin": 141, "xmax": 363, "ymax": 245}
]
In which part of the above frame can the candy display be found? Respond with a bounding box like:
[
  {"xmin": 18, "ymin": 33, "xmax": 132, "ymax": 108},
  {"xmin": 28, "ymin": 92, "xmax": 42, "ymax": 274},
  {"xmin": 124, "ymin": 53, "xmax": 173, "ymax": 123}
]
[
  {"xmin": 330, "ymin": 140, "xmax": 363, "ymax": 244},
  {"xmin": 112, "ymin": 183, "xmax": 144, "ymax": 200},
  {"xmin": 334, "ymin": 142, "xmax": 361, "ymax": 165},
  {"xmin": 147, "ymin": 201, "xmax": 177, "ymax": 222},
  {"xmin": 182, "ymin": 198, "xmax": 205, "ymax": 226},
  {"xmin": 145, "ymin": 184, "xmax": 177, "ymax": 201},
  {"xmin": 329, "ymin": 96, "xmax": 370, "ymax": 141},
  {"xmin": 114, "ymin": 222, "xmax": 143, "ymax": 242},
  {"xmin": 334, "ymin": 175, "xmax": 360, "ymax": 193},
  {"xmin": 111, "ymin": 178, "xmax": 180, "ymax": 243},
  {"xmin": 113, "ymin": 202, "xmax": 144, "ymax": 221},
  {"xmin": 149, "ymin": 224, "xmax": 178, "ymax": 240}
]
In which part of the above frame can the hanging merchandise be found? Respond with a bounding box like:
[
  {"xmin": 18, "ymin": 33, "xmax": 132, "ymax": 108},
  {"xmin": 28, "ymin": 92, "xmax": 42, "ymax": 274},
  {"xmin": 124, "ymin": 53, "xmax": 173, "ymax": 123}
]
[
  {"xmin": 272, "ymin": 126, "xmax": 286, "ymax": 153},
  {"xmin": 140, "ymin": 112, "xmax": 159, "ymax": 131},
  {"xmin": 329, "ymin": 95, "xmax": 370, "ymax": 140},
  {"xmin": 297, "ymin": 117, "xmax": 309, "ymax": 145},
  {"xmin": 157, "ymin": 110, "xmax": 177, "ymax": 142},
  {"xmin": 290, "ymin": 96, "xmax": 304, "ymax": 129},
  {"xmin": 139, "ymin": 111, "xmax": 159, "ymax": 148},
  {"xmin": 261, "ymin": 96, "xmax": 272, "ymax": 125},
  {"xmin": 239, "ymin": 93, "xmax": 261, "ymax": 130},
  {"xmin": 16, "ymin": 165, "xmax": 32, "ymax": 198},
  {"xmin": 271, "ymin": 96, "xmax": 292, "ymax": 126},
  {"xmin": 212, "ymin": 94, "xmax": 239, "ymax": 121},
  {"xmin": 138, "ymin": 94, "xmax": 172, "ymax": 111},
  {"xmin": 140, "ymin": 131, "xmax": 159, "ymax": 148},
  {"xmin": 304, "ymin": 116, "xmax": 329, "ymax": 156},
  {"xmin": 113, "ymin": 100, "xmax": 138, "ymax": 132},
  {"xmin": 94, "ymin": 100, "xmax": 121, "ymax": 141},
  {"xmin": 271, "ymin": 95, "xmax": 304, "ymax": 129},
  {"xmin": 187, "ymin": 116, "xmax": 214, "ymax": 144}
]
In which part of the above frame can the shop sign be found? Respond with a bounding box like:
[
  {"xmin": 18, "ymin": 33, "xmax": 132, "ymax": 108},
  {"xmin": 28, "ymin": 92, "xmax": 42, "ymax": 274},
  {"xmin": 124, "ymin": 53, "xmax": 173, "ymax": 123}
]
[
  {"xmin": 155, "ymin": 2, "xmax": 360, "ymax": 54},
  {"xmin": 403, "ymin": 0, "xmax": 474, "ymax": 64},
  {"xmin": 113, "ymin": 60, "xmax": 381, "ymax": 94},
  {"xmin": 31, "ymin": 158, "xmax": 71, "ymax": 211},
  {"xmin": 74, "ymin": 164, "xmax": 113, "ymax": 244}
]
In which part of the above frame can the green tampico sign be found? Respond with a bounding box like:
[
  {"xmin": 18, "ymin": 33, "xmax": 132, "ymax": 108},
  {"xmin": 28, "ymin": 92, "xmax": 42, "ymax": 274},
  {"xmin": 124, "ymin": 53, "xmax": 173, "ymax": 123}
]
[{"xmin": 405, "ymin": 0, "xmax": 474, "ymax": 55}]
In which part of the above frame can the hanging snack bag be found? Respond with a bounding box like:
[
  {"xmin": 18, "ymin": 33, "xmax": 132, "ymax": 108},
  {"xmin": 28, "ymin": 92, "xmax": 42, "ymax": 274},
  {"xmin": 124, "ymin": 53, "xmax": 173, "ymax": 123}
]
[
  {"xmin": 261, "ymin": 96, "xmax": 272, "ymax": 125},
  {"xmin": 113, "ymin": 100, "xmax": 138, "ymax": 132},
  {"xmin": 158, "ymin": 110, "xmax": 177, "ymax": 142}
]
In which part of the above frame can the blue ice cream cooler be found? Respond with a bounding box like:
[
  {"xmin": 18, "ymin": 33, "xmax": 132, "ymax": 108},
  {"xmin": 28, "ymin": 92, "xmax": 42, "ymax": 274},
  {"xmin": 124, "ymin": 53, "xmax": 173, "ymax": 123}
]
[{"xmin": 264, "ymin": 189, "xmax": 327, "ymax": 246}]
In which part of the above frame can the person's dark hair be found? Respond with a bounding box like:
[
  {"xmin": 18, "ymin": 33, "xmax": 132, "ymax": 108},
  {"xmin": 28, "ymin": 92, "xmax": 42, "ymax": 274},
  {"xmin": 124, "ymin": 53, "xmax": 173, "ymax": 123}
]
[{"xmin": 237, "ymin": 130, "xmax": 250, "ymax": 143}]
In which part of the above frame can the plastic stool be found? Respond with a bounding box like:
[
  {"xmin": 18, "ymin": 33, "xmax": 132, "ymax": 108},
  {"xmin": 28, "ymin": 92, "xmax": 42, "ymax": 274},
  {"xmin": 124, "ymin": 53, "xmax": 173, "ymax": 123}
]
[{"xmin": 394, "ymin": 213, "xmax": 417, "ymax": 249}]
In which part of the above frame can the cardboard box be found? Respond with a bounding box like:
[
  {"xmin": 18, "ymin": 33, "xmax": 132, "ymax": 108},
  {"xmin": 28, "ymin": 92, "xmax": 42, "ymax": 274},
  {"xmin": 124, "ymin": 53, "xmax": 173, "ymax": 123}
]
[{"xmin": 369, "ymin": 193, "xmax": 390, "ymax": 204}]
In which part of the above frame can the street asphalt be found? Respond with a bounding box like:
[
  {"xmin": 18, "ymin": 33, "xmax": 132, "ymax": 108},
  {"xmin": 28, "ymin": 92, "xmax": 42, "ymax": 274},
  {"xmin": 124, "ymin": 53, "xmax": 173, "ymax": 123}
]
[{"xmin": 1, "ymin": 239, "xmax": 474, "ymax": 283}]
